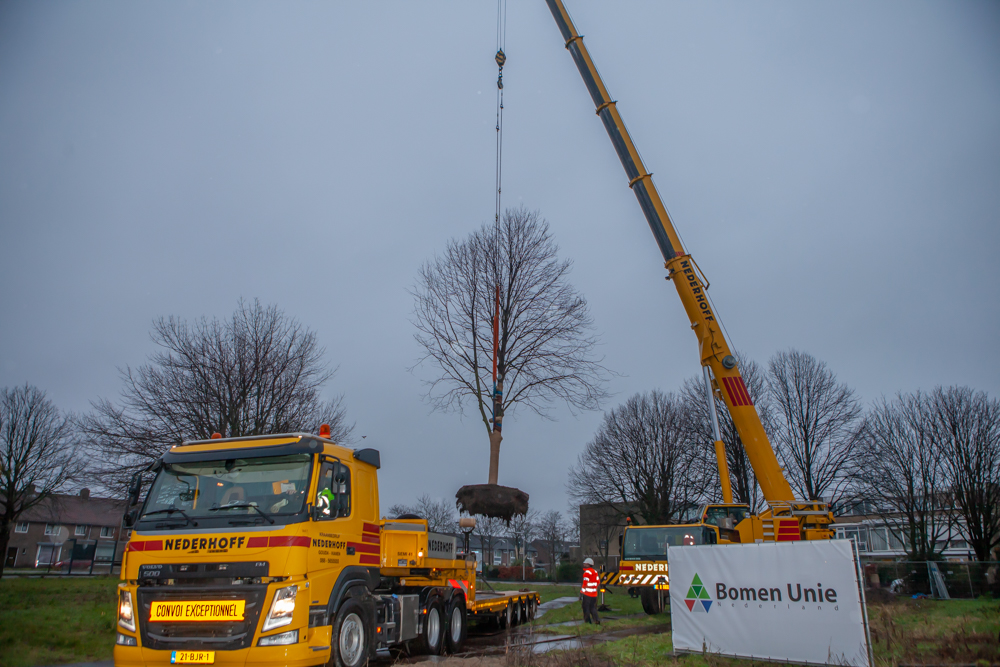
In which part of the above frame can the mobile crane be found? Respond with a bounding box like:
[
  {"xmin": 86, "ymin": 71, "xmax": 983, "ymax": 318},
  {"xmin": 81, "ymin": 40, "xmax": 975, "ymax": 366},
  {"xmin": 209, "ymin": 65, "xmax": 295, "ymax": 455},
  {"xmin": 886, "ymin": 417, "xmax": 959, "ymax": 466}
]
[{"xmin": 544, "ymin": 0, "xmax": 835, "ymax": 613}]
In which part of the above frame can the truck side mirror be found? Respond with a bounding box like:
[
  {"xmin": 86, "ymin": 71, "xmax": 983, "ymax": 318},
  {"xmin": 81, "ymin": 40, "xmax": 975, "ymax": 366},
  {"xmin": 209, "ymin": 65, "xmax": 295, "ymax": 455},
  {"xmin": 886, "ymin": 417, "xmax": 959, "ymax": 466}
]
[
  {"xmin": 127, "ymin": 474, "xmax": 142, "ymax": 507},
  {"xmin": 123, "ymin": 508, "xmax": 139, "ymax": 527}
]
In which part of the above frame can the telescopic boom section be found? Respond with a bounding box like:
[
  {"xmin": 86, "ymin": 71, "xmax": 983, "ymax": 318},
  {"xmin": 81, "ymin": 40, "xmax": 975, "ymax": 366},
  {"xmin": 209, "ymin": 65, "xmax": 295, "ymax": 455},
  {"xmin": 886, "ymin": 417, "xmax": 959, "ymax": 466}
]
[{"xmin": 545, "ymin": 0, "xmax": 796, "ymax": 504}]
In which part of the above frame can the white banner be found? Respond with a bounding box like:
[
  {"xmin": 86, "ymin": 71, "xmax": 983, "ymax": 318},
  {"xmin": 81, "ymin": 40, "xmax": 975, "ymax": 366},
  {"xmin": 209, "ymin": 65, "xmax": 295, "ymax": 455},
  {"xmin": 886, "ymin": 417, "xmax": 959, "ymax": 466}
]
[{"xmin": 668, "ymin": 539, "xmax": 870, "ymax": 667}]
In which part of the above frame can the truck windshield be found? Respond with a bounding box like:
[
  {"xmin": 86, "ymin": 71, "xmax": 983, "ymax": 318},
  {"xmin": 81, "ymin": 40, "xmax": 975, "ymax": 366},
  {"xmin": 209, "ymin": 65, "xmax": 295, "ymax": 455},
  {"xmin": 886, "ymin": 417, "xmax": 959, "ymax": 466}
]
[
  {"xmin": 622, "ymin": 526, "xmax": 716, "ymax": 560},
  {"xmin": 141, "ymin": 454, "xmax": 312, "ymax": 523}
]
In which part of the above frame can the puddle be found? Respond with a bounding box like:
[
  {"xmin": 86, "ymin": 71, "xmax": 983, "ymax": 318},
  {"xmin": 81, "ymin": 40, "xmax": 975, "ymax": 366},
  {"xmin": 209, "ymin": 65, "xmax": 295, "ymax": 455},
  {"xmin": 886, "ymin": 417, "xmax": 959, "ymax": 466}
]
[{"xmin": 389, "ymin": 619, "xmax": 670, "ymax": 663}]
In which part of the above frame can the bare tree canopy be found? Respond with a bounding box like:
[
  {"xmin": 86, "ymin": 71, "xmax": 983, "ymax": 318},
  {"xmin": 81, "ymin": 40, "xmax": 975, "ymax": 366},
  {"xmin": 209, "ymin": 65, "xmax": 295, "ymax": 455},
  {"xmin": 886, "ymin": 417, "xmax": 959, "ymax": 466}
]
[
  {"xmin": 386, "ymin": 494, "xmax": 457, "ymax": 533},
  {"xmin": 767, "ymin": 349, "xmax": 863, "ymax": 503},
  {"xmin": 506, "ymin": 508, "xmax": 539, "ymax": 564},
  {"xmin": 568, "ymin": 390, "xmax": 712, "ymax": 526},
  {"xmin": 81, "ymin": 299, "xmax": 352, "ymax": 490},
  {"xmin": 412, "ymin": 207, "xmax": 608, "ymax": 484},
  {"xmin": 536, "ymin": 509, "xmax": 566, "ymax": 578},
  {"xmin": 852, "ymin": 392, "xmax": 952, "ymax": 560},
  {"xmin": 682, "ymin": 352, "xmax": 769, "ymax": 512},
  {"xmin": 1, "ymin": 384, "xmax": 83, "ymax": 577},
  {"xmin": 471, "ymin": 514, "xmax": 507, "ymax": 570},
  {"xmin": 928, "ymin": 386, "xmax": 1000, "ymax": 562}
]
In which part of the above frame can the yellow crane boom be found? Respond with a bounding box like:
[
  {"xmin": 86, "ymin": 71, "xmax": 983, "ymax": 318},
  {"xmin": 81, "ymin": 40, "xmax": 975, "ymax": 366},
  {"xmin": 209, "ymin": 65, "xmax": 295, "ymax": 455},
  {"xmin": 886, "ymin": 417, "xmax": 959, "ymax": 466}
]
[{"xmin": 544, "ymin": 0, "xmax": 825, "ymax": 519}]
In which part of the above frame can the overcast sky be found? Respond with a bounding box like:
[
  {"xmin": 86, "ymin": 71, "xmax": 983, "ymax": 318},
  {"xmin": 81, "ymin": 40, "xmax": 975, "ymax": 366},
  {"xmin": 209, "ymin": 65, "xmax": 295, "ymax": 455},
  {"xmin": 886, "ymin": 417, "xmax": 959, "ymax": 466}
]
[{"xmin": 2, "ymin": 1, "xmax": 998, "ymax": 517}]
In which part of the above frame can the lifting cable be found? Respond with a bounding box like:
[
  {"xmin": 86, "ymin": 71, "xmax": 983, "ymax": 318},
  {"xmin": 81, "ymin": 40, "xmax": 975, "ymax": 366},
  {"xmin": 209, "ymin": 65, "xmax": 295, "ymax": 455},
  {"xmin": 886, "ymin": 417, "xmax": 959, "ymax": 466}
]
[
  {"xmin": 494, "ymin": 0, "xmax": 507, "ymax": 234},
  {"xmin": 491, "ymin": 0, "xmax": 507, "ymax": 430}
]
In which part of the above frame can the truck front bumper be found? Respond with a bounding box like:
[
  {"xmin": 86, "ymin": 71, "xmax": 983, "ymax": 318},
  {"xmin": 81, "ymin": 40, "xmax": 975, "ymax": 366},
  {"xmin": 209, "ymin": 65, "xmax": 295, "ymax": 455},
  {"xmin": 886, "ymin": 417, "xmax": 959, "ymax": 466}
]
[{"xmin": 114, "ymin": 627, "xmax": 331, "ymax": 667}]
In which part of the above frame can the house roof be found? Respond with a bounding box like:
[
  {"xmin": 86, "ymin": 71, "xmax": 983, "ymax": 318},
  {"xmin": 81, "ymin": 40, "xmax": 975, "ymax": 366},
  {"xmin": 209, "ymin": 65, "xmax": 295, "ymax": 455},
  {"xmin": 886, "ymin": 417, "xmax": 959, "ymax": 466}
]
[{"xmin": 17, "ymin": 491, "xmax": 127, "ymax": 527}]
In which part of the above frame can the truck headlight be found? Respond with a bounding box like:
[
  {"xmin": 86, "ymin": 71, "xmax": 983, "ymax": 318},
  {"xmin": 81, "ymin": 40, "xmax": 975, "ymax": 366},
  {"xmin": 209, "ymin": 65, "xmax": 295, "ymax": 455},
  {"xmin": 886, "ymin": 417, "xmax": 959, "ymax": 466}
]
[
  {"xmin": 262, "ymin": 585, "xmax": 297, "ymax": 631},
  {"xmin": 118, "ymin": 589, "xmax": 136, "ymax": 632}
]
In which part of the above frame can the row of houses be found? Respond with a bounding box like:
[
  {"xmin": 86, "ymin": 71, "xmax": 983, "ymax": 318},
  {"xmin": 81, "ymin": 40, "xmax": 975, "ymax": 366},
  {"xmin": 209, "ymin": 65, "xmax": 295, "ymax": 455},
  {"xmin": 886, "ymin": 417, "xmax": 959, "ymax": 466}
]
[{"xmin": 4, "ymin": 489, "xmax": 127, "ymax": 570}]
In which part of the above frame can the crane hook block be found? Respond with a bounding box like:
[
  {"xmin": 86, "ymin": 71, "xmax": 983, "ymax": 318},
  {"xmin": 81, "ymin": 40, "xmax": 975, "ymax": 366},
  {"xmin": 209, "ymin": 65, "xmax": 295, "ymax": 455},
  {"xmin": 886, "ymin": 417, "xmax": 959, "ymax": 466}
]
[
  {"xmin": 495, "ymin": 50, "xmax": 506, "ymax": 67},
  {"xmin": 497, "ymin": 74, "xmax": 503, "ymax": 90}
]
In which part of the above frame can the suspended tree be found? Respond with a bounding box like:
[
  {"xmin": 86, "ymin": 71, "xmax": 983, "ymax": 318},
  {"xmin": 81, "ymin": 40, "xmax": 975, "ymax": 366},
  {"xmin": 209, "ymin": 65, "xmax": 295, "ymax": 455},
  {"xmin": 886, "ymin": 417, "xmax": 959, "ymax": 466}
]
[{"xmin": 412, "ymin": 207, "xmax": 608, "ymax": 490}]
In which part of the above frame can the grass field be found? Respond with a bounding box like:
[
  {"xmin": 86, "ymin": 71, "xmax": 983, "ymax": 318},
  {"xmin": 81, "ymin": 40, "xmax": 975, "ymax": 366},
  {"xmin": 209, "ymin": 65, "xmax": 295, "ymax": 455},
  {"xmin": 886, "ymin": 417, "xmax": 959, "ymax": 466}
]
[
  {"xmin": 0, "ymin": 577, "xmax": 118, "ymax": 667},
  {"xmin": 1, "ymin": 577, "xmax": 996, "ymax": 667}
]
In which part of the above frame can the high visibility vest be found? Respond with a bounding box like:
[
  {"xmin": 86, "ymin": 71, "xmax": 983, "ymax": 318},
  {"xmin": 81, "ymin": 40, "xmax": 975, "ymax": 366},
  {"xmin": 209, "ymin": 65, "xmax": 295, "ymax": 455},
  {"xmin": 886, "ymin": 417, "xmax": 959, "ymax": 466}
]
[{"xmin": 581, "ymin": 567, "xmax": 599, "ymax": 597}]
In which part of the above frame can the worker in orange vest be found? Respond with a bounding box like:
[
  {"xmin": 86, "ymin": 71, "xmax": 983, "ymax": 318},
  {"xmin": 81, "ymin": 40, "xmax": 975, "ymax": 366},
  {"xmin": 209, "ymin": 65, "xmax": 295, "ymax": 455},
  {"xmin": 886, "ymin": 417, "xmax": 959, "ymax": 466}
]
[{"xmin": 581, "ymin": 557, "xmax": 600, "ymax": 624}]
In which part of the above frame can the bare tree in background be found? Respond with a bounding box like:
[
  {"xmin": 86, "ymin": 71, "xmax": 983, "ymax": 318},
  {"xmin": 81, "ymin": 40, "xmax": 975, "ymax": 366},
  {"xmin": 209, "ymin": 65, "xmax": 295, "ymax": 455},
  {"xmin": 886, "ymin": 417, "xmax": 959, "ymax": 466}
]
[
  {"xmin": 852, "ymin": 392, "xmax": 952, "ymax": 560},
  {"xmin": 569, "ymin": 390, "xmax": 712, "ymax": 526},
  {"xmin": 80, "ymin": 299, "xmax": 352, "ymax": 492},
  {"xmin": 412, "ymin": 207, "xmax": 608, "ymax": 485},
  {"xmin": 929, "ymin": 386, "xmax": 1000, "ymax": 562},
  {"xmin": 767, "ymin": 350, "xmax": 863, "ymax": 503},
  {"xmin": 682, "ymin": 353, "xmax": 769, "ymax": 512},
  {"xmin": 506, "ymin": 509, "xmax": 539, "ymax": 577},
  {"xmin": 536, "ymin": 510, "xmax": 566, "ymax": 579},
  {"xmin": 581, "ymin": 502, "xmax": 629, "ymax": 569},
  {"xmin": 386, "ymin": 495, "xmax": 457, "ymax": 533},
  {"xmin": 0, "ymin": 385, "xmax": 83, "ymax": 577},
  {"xmin": 472, "ymin": 514, "xmax": 506, "ymax": 572}
]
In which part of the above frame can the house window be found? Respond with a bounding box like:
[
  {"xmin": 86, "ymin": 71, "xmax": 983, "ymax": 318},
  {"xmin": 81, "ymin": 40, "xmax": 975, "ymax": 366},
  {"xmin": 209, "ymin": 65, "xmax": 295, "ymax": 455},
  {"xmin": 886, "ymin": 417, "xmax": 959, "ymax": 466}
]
[
  {"xmin": 75, "ymin": 525, "xmax": 87, "ymax": 536},
  {"xmin": 494, "ymin": 551, "xmax": 502, "ymax": 565},
  {"xmin": 44, "ymin": 524, "xmax": 59, "ymax": 536},
  {"xmin": 15, "ymin": 523, "xmax": 28, "ymax": 533},
  {"xmin": 100, "ymin": 526, "xmax": 114, "ymax": 539},
  {"xmin": 869, "ymin": 527, "xmax": 889, "ymax": 551}
]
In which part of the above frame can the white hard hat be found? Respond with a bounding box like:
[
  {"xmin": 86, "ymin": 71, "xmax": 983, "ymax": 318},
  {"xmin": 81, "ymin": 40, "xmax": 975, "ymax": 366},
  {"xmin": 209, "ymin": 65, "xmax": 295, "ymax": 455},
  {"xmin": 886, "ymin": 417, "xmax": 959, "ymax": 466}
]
[{"xmin": 584, "ymin": 558, "xmax": 594, "ymax": 566}]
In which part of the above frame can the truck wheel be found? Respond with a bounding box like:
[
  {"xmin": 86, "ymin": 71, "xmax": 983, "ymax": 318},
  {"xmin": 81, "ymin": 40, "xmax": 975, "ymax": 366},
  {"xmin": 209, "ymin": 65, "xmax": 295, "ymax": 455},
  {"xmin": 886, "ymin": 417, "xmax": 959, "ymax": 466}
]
[
  {"xmin": 519, "ymin": 600, "xmax": 528, "ymax": 624},
  {"xmin": 418, "ymin": 600, "xmax": 444, "ymax": 655},
  {"xmin": 640, "ymin": 587, "xmax": 662, "ymax": 615},
  {"xmin": 331, "ymin": 598, "xmax": 369, "ymax": 667},
  {"xmin": 503, "ymin": 602, "xmax": 513, "ymax": 629},
  {"xmin": 527, "ymin": 598, "xmax": 536, "ymax": 621},
  {"xmin": 445, "ymin": 597, "xmax": 467, "ymax": 653}
]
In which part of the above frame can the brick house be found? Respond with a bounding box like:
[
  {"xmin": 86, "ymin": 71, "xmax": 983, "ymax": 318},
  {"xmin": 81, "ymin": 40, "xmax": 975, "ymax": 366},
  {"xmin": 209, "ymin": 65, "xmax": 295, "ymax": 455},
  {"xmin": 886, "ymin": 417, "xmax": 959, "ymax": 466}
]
[{"xmin": 5, "ymin": 489, "xmax": 128, "ymax": 570}]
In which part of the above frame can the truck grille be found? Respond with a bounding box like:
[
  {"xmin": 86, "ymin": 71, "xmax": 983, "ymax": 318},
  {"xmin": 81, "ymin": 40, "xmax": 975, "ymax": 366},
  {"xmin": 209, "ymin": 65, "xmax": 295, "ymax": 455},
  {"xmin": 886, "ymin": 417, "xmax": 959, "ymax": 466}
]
[{"xmin": 136, "ymin": 585, "xmax": 266, "ymax": 651}]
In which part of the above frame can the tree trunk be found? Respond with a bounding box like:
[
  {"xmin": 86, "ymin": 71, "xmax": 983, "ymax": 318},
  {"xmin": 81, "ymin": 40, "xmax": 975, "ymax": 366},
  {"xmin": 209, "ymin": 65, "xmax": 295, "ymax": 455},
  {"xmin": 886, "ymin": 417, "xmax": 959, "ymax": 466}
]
[
  {"xmin": 0, "ymin": 519, "xmax": 12, "ymax": 578},
  {"xmin": 488, "ymin": 430, "xmax": 503, "ymax": 485}
]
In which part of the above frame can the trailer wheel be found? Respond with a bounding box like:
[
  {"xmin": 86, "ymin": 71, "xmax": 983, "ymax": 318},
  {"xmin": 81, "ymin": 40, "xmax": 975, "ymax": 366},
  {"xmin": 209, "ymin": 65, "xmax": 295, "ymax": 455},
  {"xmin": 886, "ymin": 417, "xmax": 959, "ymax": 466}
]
[
  {"xmin": 503, "ymin": 602, "xmax": 513, "ymax": 629},
  {"xmin": 418, "ymin": 600, "xmax": 444, "ymax": 655},
  {"xmin": 519, "ymin": 599, "xmax": 528, "ymax": 624},
  {"xmin": 331, "ymin": 598, "xmax": 369, "ymax": 667},
  {"xmin": 445, "ymin": 597, "xmax": 467, "ymax": 654},
  {"xmin": 527, "ymin": 598, "xmax": 536, "ymax": 621}
]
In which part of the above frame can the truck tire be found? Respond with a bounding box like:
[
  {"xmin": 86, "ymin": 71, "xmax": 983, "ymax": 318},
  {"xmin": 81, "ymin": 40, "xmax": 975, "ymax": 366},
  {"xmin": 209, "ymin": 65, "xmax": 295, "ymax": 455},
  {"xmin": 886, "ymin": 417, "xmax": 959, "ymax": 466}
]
[
  {"xmin": 444, "ymin": 597, "xmax": 467, "ymax": 654},
  {"xmin": 503, "ymin": 602, "xmax": 513, "ymax": 629},
  {"xmin": 418, "ymin": 600, "xmax": 444, "ymax": 655},
  {"xmin": 331, "ymin": 597, "xmax": 369, "ymax": 667},
  {"xmin": 527, "ymin": 598, "xmax": 536, "ymax": 621},
  {"xmin": 640, "ymin": 587, "xmax": 663, "ymax": 615}
]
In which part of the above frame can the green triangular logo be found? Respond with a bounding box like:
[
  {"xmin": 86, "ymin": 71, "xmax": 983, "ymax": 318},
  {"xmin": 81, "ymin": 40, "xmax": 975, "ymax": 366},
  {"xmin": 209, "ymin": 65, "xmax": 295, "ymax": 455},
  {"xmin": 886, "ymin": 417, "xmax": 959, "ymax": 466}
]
[
  {"xmin": 699, "ymin": 587, "xmax": 711, "ymax": 600},
  {"xmin": 686, "ymin": 586, "xmax": 698, "ymax": 598},
  {"xmin": 691, "ymin": 574, "xmax": 704, "ymax": 586}
]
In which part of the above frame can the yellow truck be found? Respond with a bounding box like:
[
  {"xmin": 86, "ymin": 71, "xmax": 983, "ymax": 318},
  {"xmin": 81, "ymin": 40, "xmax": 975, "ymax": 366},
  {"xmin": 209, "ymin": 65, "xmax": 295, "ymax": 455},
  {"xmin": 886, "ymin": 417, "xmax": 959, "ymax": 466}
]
[{"xmin": 114, "ymin": 428, "xmax": 539, "ymax": 667}]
